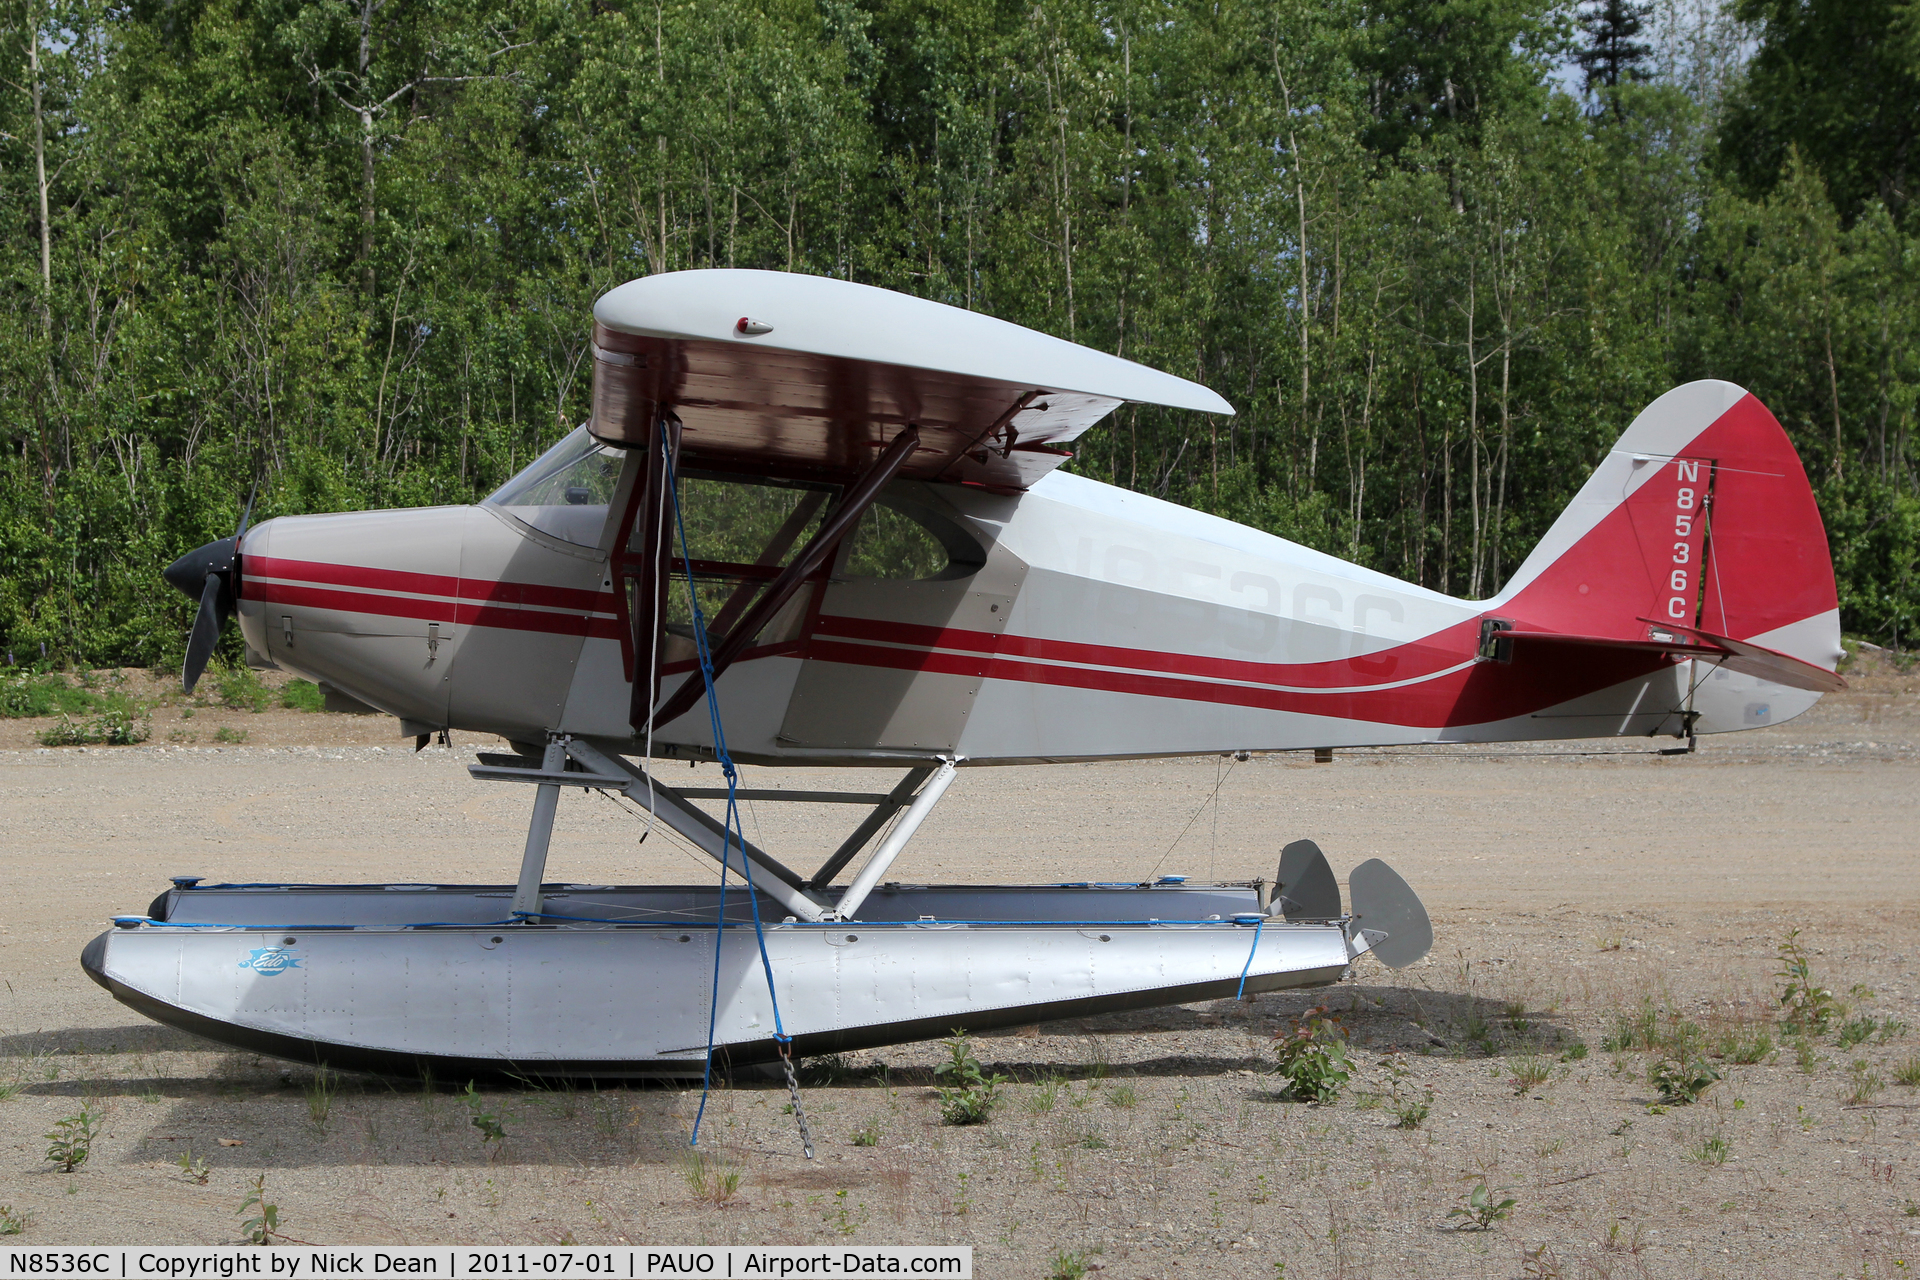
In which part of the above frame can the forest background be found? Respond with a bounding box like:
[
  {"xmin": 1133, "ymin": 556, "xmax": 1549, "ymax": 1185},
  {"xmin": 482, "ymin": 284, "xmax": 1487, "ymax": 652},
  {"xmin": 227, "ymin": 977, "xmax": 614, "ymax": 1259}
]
[{"xmin": 0, "ymin": 0, "xmax": 1915, "ymax": 669}]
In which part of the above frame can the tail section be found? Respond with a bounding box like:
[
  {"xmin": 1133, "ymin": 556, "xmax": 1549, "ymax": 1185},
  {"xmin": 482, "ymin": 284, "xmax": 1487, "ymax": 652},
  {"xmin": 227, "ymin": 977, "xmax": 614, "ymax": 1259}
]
[{"xmin": 1495, "ymin": 381, "xmax": 1843, "ymax": 730}]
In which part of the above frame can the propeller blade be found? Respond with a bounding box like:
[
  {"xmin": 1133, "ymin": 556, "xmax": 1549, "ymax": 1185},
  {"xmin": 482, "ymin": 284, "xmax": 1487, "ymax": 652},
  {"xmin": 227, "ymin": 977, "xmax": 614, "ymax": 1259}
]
[
  {"xmin": 182, "ymin": 573, "xmax": 227, "ymax": 694},
  {"xmin": 235, "ymin": 482, "xmax": 258, "ymax": 539}
]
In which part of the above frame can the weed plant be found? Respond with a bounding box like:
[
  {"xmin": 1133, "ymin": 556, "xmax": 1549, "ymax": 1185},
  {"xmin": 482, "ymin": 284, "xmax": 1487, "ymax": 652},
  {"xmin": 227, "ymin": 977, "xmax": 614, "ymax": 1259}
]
[
  {"xmin": 824, "ymin": 1189, "xmax": 861, "ymax": 1235},
  {"xmin": 1047, "ymin": 1250, "xmax": 1094, "ymax": 1280},
  {"xmin": 2, "ymin": 672, "xmax": 105, "ymax": 718},
  {"xmin": 214, "ymin": 666, "xmax": 272, "ymax": 712},
  {"xmin": 1391, "ymin": 1090, "xmax": 1433, "ymax": 1129},
  {"xmin": 38, "ymin": 707, "xmax": 149, "ymax": 746},
  {"xmin": 1601, "ymin": 1000, "xmax": 1703, "ymax": 1058},
  {"xmin": 1447, "ymin": 1183, "xmax": 1516, "ymax": 1230},
  {"xmin": 933, "ymin": 1031, "xmax": 1007, "ymax": 1125},
  {"xmin": 1837, "ymin": 1015, "xmax": 1907, "ymax": 1048},
  {"xmin": 1691, "ymin": 1133, "xmax": 1731, "ymax": 1165},
  {"xmin": 0, "ymin": 1205, "xmax": 30, "ymax": 1235},
  {"xmin": 1775, "ymin": 930, "xmax": 1836, "ymax": 1034},
  {"xmin": 1893, "ymin": 1057, "xmax": 1920, "ymax": 1087},
  {"xmin": 682, "ymin": 1153, "xmax": 742, "ymax": 1205},
  {"xmin": 1649, "ymin": 1057, "xmax": 1720, "ymax": 1105},
  {"xmin": 1105, "ymin": 1084, "xmax": 1137, "ymax": 1109},
  {"xmin": 1460, "ymin": 1011, "xmax": 1496, "ymax": 1055},
  {"xmin": 239, "ymin": 1175, "xmax": 280, "ymax": 1244},
  {"xmin": 1716, "ymin": 1028, "xmax": 1775, "ymax": 1064},
  {"xmin": 177, "ymin": 1152, "xmax": 212, "ymax": 1184},
  {"xmin": 306, "ymin": 1067, "xmax": 337, "ymax": 1131},
  {"xmin": 850, "ymin": 1120, "xmax": 881, "ymax": 1147},
  {"xmin": 462, "ymin": 1082, "xmax": 506, "ymax": 1142},
  {"xmin": 1837, "ymin": 1016, "xmax": 1877, "ymax": 1048},
  {"xmin": 1845, "ymin": 1059, "xmax": 1884, "ymax": 1104},
  {"xmin": 214, "ymin": 726, "xmax": 249, "ymax": 744},
  {"xmin": 1521, "ymin": 1244, "xmax": 1563, "ymax": 1278},
  {"xmin": 1509, "ymin": 1056, "xmax": 1552, "ymax": 1094},
  {"xmin": 1272, "ymin": 1006, "xmax": 1350, "ymax": 1103},
  {"xmin": 1024, "ymin": 1076, "xmax": 1064, "ymax": 1115},
  {"xmin": 44, "ymin": 1108, "xmax": 99, "ymax": 1171}
]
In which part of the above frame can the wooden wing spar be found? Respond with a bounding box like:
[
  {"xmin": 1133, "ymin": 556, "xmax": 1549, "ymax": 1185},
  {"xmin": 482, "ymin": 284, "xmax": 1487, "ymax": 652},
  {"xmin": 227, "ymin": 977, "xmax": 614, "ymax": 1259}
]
[{"xmin": 590, "ymin": 269, "xmax": 1234, "ymax": 490}]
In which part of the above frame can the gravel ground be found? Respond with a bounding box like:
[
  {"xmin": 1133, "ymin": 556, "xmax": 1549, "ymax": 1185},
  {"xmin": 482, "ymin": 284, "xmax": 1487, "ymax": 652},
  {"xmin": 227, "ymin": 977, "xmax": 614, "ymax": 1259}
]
[{"xmin": 0, "ymin": 659, "xmax": 1916, "ymax": 1277}]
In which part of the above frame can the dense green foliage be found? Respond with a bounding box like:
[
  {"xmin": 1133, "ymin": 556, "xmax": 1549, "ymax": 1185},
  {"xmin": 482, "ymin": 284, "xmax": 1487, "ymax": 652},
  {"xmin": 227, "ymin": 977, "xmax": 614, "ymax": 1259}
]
[{"xmin": 1, "ymin": 0, "xmax": 1915, "ymax": 669}]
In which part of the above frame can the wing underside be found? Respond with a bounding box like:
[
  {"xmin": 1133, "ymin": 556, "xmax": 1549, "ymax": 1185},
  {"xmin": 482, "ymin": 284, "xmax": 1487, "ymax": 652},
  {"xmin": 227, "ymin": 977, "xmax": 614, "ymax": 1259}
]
[{"xmin": 589, "ymin": 270, "xmax": 1231, "ymax": 491}]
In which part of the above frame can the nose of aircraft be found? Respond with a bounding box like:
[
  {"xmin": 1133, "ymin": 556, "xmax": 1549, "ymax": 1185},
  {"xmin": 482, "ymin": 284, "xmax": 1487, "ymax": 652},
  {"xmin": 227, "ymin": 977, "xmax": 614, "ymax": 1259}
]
[{"xmin": 163, "ymin": 536, "xmax": 237, "ymax": 601}]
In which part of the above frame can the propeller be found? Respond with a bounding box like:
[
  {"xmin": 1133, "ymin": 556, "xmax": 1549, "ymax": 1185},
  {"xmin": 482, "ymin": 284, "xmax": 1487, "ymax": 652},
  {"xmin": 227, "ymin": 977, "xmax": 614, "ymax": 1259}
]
[{"xmin": 164, "ymin": 490, "xmax": 255, "ymax": 694}]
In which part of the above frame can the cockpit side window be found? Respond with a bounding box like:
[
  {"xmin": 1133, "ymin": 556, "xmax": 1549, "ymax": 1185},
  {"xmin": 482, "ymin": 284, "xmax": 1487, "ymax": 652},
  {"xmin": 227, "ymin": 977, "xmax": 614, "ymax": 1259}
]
[{"xmin": 484, "ymin": 426, "xmax": 625, "ymax": 546}]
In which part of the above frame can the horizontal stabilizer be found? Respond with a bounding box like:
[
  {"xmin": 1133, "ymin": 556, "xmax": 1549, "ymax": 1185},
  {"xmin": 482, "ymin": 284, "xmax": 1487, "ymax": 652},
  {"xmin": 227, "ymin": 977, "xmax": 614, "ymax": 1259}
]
[
  {"xmin": 1635, "ymin": 618, "xmax": 1846, "ymax": 694},
  {"xmin": 1503, "ymin": 624, "xmax": 1844, "ymax": 695}
]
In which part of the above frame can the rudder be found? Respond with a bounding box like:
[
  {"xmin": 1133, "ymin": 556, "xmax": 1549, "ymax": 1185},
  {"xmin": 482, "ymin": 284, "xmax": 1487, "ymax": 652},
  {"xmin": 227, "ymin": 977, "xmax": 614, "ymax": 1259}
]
[{"xmin": 1495, "ymin": 380, "xmax": 1842, "ymax": 729}]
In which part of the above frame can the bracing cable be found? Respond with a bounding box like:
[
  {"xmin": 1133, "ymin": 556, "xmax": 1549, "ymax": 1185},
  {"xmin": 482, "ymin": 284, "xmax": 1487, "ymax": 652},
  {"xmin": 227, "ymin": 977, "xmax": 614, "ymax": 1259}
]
[
  {"xmin": 1144, "ymin": 759, "xmax": 1237, "ymax": 882},
  {"xmin": 659, "ymin": 418, "xmax": 812, "ymax": 1158}
]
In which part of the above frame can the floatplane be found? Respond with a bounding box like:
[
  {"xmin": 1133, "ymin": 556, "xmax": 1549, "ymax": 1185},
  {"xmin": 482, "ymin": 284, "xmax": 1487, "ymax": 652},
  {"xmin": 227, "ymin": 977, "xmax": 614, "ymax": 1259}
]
[{"xmin": 84, "ymin": 269, "xmax": 1842, "ymax": 1090}]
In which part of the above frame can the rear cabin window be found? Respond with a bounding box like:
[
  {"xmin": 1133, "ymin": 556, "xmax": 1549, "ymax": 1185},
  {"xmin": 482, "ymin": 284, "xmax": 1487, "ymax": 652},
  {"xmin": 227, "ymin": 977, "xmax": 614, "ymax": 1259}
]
[{"xmin": 841, "ymin": 503, "xmax": 952, "ymax": 580}]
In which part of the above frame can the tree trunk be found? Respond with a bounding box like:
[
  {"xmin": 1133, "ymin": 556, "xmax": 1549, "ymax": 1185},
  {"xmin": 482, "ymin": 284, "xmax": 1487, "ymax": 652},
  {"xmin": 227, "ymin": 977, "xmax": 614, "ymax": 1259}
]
[
  {"xmin": 30, "ymin": 25, "xmax": 50, "ymax": 296},
  {"xmin": 1274, "ymin": 56, "xmax": 1311, "ymax": 477},
  {"xmin": 357, "ymin": 0, "xmax": 376, "ymax": 294}
]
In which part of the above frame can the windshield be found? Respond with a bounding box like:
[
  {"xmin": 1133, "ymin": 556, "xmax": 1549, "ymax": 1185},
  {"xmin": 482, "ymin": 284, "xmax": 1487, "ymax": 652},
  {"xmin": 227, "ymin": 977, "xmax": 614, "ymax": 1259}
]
[{"xmin": 485, "ymin": 427, "xmax": 626, "ymax": 546}]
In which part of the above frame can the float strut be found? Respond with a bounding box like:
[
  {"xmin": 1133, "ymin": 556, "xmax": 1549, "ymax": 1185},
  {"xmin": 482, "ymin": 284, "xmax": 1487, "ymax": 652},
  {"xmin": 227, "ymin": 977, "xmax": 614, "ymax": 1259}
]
[
  {"xmin": 834, "ymin": 758, "xmax": 959, "ymax": 921},
  {"xmin": 511, "ymin": 737, "xmax": 568, "ymax": 918}
]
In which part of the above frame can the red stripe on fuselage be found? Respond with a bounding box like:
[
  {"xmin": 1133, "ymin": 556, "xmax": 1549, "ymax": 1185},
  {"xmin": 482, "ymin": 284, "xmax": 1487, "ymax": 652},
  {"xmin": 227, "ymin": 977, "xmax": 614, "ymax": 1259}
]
[
  {"xmin": 246, "ymin": 580, "xmax": 626, "ymax": 640},
  {"xmin": 243, "ymin": 558, "xmax": 621, "ymax": 641},
  {"xmin": 811, "ymin": 613, "xmax": 1475, "ymax": 688},
  {"xmin": 807, "ymin": 634, "xmax": 1678, "ymax": 728},
  {"xmin": 247, "ymin": 556, "xmax": 613, "ymax": 615}
]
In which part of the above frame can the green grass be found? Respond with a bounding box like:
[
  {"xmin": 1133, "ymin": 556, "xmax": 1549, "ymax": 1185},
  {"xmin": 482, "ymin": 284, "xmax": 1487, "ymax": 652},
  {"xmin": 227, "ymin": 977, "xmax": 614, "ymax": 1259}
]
[
  {"xmin": 38, "ymin": 707, "xmax": 150, "ymax": 746},
  {"xmin": 280, "ymin": 679, "xmax": 326, "ymax": 712},
  {"xmin": 1602, "ymin": 1000, "xmax": 1704, "ymax": 1058},
  {"xmin": 213, "ymin": 666, "xmax": 272, "ymax": 712},
  {"xmin": 1, "ymin": 672, "xmax": 106, "ymax": 718},
  {"xmin": 1716, "ymin": 1028, "xmax": 1775, "ymax": 1065},
  {"xmin": 1691, "ymin": 1133, "xmax": 1731, "ymax": 1166},
  {"xmin": 1509, "ymin": 1055, "xmax": 1553, "ymax": 1093}
]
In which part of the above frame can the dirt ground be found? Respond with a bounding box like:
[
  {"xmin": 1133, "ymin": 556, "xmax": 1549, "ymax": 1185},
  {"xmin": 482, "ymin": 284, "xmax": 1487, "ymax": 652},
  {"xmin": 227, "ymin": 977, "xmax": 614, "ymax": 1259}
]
[{"xmin": 0, "ymin": 658, "xmax": 1917, "ymax": 1278}]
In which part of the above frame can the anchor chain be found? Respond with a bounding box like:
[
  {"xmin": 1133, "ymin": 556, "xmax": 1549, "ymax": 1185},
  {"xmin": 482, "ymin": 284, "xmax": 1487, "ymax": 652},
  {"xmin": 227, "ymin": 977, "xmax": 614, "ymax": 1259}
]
[{"xmin": 775, "ymin": 1038, "xmax": 816, "ymax": 1160}]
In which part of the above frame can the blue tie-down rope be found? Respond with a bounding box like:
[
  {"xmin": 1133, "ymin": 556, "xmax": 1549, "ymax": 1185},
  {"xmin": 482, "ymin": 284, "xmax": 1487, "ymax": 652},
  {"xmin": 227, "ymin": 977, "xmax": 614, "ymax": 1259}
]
[
  {"xmin": 657, "ymin": 421, "xmax": 806, "ymax": 1156},
  {"xmin": 1235, "ymin": 915, "xmax": 1265, "ymax": 1000}
]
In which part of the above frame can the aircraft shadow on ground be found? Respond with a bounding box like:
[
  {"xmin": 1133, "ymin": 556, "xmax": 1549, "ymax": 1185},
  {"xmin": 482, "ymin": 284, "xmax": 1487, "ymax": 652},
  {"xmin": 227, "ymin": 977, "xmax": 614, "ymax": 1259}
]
[
  {"xmin": 3, "ymin": 983, "xmax": 1574, "ymax": 1170},
  {"xmin": 0, "ymin": 1023, "xmax": 214, "ymax": 1058}
]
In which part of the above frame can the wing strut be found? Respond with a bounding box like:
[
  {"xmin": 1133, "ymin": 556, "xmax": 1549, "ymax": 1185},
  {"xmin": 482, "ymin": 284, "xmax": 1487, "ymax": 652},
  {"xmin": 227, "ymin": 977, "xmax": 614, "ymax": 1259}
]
[
  {"xmin": 645, "ymin": 424, "xmax": 923, "ymax": 733},
  {"xmin": 805, "ymin": 766, "xmax": 935, "ymax": 889}
]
